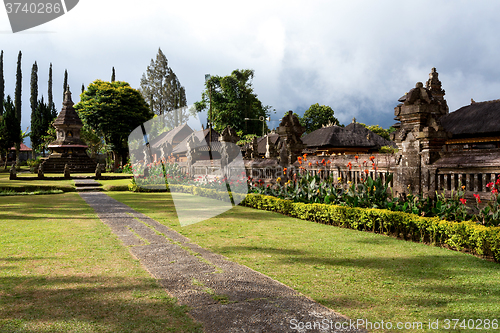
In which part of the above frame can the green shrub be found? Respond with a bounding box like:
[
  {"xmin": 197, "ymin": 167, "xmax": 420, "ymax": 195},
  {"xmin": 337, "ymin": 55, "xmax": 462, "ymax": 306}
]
[{"xmin": 242, "ymin": 194, "xmax": 500, "ymax": 261}]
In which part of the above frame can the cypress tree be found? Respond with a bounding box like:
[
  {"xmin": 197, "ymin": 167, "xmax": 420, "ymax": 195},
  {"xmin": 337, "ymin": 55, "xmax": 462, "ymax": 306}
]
[
  {"xmin": 48, "ymin": 63, "xmax": 56, "ymax": 119},
  {"xmin": 81, "ymin": 83, "xmax": 84, "ymax": 94},
  {"xmin": 63, "ymin": 69, "xmax": 68, "ymax": 98},
  {"xmin": 111, "ymin": 67, "xmax": 115, "ymax": 82},
  {"xmin": 40, "ymin": 97, "xmax": 52, "ymax": 157},
  {"xmin": 0, "ymin": 51, "xmax": 4, "ymax": 116},
  {"xmin": 14, "ymin": 51, "xmax": 22, "ymax": 166},
  {"xmin": 30, "ymin": 62, "xmax": 38, "ymax": 117},
  {"xmin": 15, "ymin": 51, "xmax": 22, "ymax": 121},
  {"xmin": 1, "ymin": 96, "xmax": 20, "ymax": 168},
  {"xmin": 30, "ymin": 62, "xmax": 41, "ymax": 158}
]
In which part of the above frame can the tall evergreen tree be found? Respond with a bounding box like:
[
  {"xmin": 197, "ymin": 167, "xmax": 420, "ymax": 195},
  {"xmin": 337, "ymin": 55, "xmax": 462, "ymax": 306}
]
[
  {"xmin": 14, "ymin": 51, "xmax": 22, "ymax": 166},
  {"xmin": 30, "ymin": 62, "xmax": 42, "ymax": 158},
  {"xmin": 111, "ymin": 67, "xmax": 115, "ymax": 82},
  {"xmin": 0, "ymin": 50, "xmax": 4, "ymax": 116},
  {"xmin": 15, "ymin": 51, "xmax": 22, "ymax": 121},
  {"xmin": 31, "ymin": 97, "xmax": 50, "ymax": 157},
  {"xmin": 30, "ymin": 62, "xmax": 38, "ymax": 117},
  {"xmin": 48, "ymin": 63, "xmax": 56, "ymax": 118},
  {"xmin": 0, "ymin": 96, "xmax": 20, "ymax": 168},
  {"xmin": 63, "ymin": 69, "xmax": 68, "ymax": 98},
  {"xmin": 81, "ymin": 83, "xmax": 84, "ymax": 94},
  {"xmin": 140, "ymin": 48, "xmax": 187, "ymax": 127}
]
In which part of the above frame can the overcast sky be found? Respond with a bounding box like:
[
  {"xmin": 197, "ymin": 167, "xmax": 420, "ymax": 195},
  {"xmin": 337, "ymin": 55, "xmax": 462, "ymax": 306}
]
[{"xmin": 2, "ymin": 0, "xmax": 500, "ymax": 146}]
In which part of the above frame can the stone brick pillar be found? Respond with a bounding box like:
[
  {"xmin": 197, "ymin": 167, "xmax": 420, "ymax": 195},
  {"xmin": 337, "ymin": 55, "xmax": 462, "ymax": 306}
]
[{"xmin": 392, "ymin": 75, "xmax": 450, "ymax": 198}]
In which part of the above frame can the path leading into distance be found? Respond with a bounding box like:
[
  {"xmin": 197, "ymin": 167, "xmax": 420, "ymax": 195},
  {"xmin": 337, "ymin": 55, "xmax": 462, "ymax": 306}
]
[{"xmin": 77, "ymin": 179, "xmax": 365, "ymax": 333}]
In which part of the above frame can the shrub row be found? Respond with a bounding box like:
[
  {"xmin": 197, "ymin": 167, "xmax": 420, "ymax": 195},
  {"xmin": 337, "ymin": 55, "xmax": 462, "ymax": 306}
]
[
  {"xmin": 129, "ymin": 182, "xmax": 246, "ymax": 203},
  {"xmin": 242, "ymin": 194, "xmax": 500, "ymax": 261}
]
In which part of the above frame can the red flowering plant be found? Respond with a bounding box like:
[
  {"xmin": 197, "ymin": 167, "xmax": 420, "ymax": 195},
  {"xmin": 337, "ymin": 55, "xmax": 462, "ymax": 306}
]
[
  {"xmin": 430, "ymin": 184, "xmax": 469, "ymax": 222},
  {"xmin": 474, "ymin": 176, "xmax": 500, "ymax": 226}
]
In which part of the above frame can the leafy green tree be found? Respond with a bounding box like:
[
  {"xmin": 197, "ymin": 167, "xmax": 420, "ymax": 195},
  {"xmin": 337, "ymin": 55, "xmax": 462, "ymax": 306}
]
[
  {"xmin": 300, "ymin": 103, "xmax": 339, "ymax": 134},
  {"xmin": 0, "ymin": 96, "xmax": 21, "ymax": 168},
  {"xmin": 0, "ymin": 51, "xmax": 4, "ymax": 117},
  {"xmin": 194, "ymin": 69, "xmax": 270, "ymax": 136},
  {"xmin": 40, "ymin": 119, "xmax": 56, "ymax": 156},
  {"xmin": 357, "ymin": 123, "xmax": 394, "ymax": 141},
  {"xmin": 140, "ymin": 48, "xmax": 187, "ymax": 127},
  {"xmin": 75, "ymin": 80, "xmax": 153, "ymax": 169},
  {"xmin": 31, "ymin": 97, "xmax": 53, "ymax": 156}
]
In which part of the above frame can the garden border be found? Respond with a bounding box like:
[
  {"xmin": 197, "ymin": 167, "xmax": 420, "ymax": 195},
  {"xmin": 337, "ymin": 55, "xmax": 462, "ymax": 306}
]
[{"xmin": 241, "ymin": 194, "xmax": 500, "ymax": 262}]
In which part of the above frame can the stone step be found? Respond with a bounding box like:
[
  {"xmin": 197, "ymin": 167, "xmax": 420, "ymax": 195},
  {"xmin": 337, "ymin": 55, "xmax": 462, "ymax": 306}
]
[
  {"xmin": 75, "ymin": 186, "xmax": 103, "ymax": 192},
  {"xmin": 75, "ymin": 182, "xmax": 99, "ymax": 187},
  {"xmin": 74, "ymin": 179, "xmax": 102, "ymax": 192}
]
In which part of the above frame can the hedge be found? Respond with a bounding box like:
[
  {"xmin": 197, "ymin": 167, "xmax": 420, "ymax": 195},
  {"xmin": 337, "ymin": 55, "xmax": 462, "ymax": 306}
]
[
  {"xmin": 129, "ymin": 182, "xmax": 246, "ymax": 203},
  {"xmin": 241, "ymin": 194, "xmax": 500, "ymax": 262}
]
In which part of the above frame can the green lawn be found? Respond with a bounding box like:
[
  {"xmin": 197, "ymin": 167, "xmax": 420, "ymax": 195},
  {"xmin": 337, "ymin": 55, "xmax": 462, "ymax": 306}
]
[
  {"xmin": 0, "ymin": 172, "xmax": 75, "ymax": 193},
  {"xmin": 0, "ymin": 193, "xmax": 202, "ymax": 333},
  {"xmin": 108, "ymin": 191, "xmax": 500, "ymax": 333}
]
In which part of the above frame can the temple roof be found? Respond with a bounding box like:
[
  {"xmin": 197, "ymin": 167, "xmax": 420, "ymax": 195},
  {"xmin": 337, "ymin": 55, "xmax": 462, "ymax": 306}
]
[
  {"xmin": 172, "ymin": 128, "xmax": 220, "ymax": 154},
  {"xmin": 301, "ymin": 124, "xmax": 395, "ymax": 149},
  {"xmin": 53, "ymin": 89, "xmax": 83, "ymax": 128},
  {"xmin": 440, "ymin": 99, "xmax": 500, "ymax": 138},
  {"xmin": 150, "ymin": 123, "xmax": 193, "ymax": 149},
  {"xmin": 241, "ymin": 133, "xmax": 280, "ymax": 154}
]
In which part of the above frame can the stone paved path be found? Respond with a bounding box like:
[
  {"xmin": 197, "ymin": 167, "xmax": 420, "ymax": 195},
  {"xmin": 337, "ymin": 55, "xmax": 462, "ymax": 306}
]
[{"xmin": 79, "ymin": 187, "xmax": 366, "ymax": 333}]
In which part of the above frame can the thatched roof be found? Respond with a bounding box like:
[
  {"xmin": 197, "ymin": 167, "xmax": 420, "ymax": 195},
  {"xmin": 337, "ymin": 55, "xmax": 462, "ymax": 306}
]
[
  {"xmin": 301, "ymin": 124, "xmax": 395, "ymax": 150},
  {"xmin": 440, "ymin": 99, "xmax": 500, "ymax": 137},
  {"xmin": 150, "ymin": 123, "xmax": 193, "ymax": 149},
  {"xmin": 172, "ymin": 128, "xmax": 220, "ymax": 154},
  {"xmin": 242, "ymin": 133, "xmax": 280, "ymax": 154},
  {"xmin": 344, "ymin": 122, "xmax": 396, "ymax": 148}
]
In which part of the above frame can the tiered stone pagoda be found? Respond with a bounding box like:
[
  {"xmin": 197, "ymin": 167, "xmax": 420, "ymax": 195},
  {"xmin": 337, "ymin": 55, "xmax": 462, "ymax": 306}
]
[{"xmin": 41, "ymin": 89, "xmax": 97, "ymax": 173}]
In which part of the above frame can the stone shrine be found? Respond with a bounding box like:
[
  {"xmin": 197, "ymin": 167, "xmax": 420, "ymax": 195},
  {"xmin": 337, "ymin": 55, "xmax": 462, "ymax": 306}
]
[{"xmin": 41, "ymin": 89, "xmax": 97, "ymax": 173}]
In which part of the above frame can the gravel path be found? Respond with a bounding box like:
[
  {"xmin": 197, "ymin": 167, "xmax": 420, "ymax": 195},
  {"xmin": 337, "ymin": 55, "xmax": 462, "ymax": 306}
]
[{"xmin": 79, "ymin": 186, "xmax": 366, "ymax": 333}]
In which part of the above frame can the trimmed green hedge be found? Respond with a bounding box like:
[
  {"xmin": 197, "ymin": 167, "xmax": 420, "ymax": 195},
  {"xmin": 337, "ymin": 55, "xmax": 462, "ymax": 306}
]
[
  {"xmin": 241, "ymin": 194, "xmax": 500, "ymax": 262},
  {"xmin": 130, "ymin": 182, "xmax": 246, "ymax": 203}
]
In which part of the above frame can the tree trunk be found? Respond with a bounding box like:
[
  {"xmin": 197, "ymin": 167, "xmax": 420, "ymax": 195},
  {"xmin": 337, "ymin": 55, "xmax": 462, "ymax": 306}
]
[
  {"xmin": 113, "ymin": 151, "xmax": 119, "ymax": 172},
  {"xmin": 15, "ymin": 142, "xmax": 20, "ymax": 169}
]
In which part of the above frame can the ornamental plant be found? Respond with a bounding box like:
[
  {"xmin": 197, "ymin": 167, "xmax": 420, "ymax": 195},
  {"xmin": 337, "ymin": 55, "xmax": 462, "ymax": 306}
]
[{"xmin": 473, "ymin": 177, "xmax": 500, "ymax": 226}]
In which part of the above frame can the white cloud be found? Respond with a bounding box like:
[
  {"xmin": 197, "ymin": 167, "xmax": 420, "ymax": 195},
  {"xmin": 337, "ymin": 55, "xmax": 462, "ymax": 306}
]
[{"xmin": 3, "ymin": 0, "xmax": 500, "ymax": 136}]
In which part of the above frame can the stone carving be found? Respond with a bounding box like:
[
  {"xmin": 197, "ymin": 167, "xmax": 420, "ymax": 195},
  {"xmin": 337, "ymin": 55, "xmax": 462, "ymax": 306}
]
[
  {"xmin": 404, "ymin": 82, "xmax": 433, "ymax": 105},
  {"xmin": 219, "ymin": 126, "xmax": 240, "ymax": 144},
  {"xmin": 276, "ymin": 111, "xmax": 305, "ymax": 165},
  {"xmin": 9, "ymin": 163, "xmax": 16, "ymax": 180},
  {"xmin": 265, "ymin": 136, "xmax": 277, "ymax": 159},
  {"xmin": 95, "ymin": 163, "xmax": 101, "ymax": 180},
  {"xmin": 37, "ymin": 162, "xmax": 44, "ymax": 179},
  {"xmin": 250, "ymin": 136, "xmax": 259, "ymax": 159},
  {"xmin": 64, "ymin": 163, "xmax": 70, "ymax": 179}
]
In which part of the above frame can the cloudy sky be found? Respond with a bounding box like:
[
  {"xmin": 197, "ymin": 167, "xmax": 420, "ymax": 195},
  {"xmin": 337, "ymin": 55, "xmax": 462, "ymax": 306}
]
[{"xmin": 2, "ymin": 0, "xmax": 500, "ymax": 145}]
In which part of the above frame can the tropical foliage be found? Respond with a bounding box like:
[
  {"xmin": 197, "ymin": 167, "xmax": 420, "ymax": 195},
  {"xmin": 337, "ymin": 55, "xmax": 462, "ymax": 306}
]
[
  {"xmin": 299, "ymin": 103, "xmax": 339, "ymax": 134},
  {"xmin": 75, "ymin": 80, "xmax": 153, "ymax": 169},
  {"xmin": 194, "ymin": 69, "xmax": 270, "ymax": 136}
]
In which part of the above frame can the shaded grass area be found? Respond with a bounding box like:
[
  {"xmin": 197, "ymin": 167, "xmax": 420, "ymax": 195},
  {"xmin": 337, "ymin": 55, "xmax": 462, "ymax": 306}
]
[
  {"xmin": 0, "ymin": 193, "xmax": 202, "ymax": 333},
  {"xmin": 108, "ymin": 191, "xmax": 500, "ymax": 333},
  {"xmin": 0, "ymin": 172, "xmax": 75, "ymax": 193}
]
